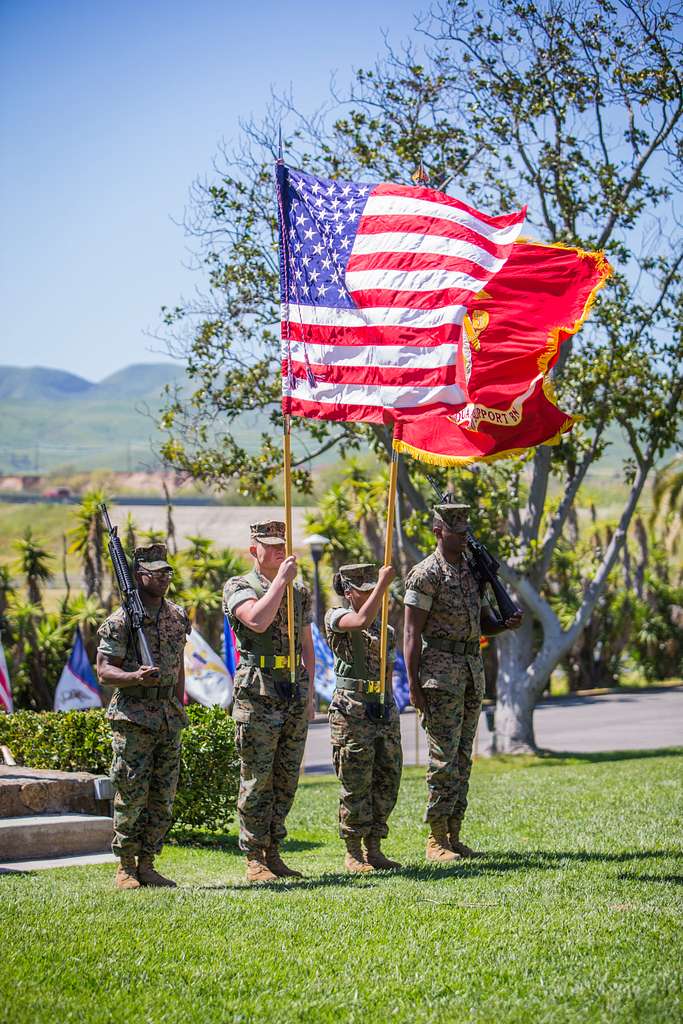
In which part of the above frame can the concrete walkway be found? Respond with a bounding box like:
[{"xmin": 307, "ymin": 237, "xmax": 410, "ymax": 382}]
[{"xmin": 303, "ymin": 686, "xmax": 683, "ymax": 772}]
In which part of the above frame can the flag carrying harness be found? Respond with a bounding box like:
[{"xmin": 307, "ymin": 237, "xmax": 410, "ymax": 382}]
[{"xmin": 230, "ymin": 571, "xmax": 305, "ymax": 700}]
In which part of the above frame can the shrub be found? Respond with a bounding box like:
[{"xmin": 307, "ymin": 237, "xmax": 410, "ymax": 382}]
[
  {"xmin": 0, "ymin": 705, "xmax": 238, "ymax": 834},
  {"xmin": 173, "ymin": 704, "xmax": 240, "ymax": 832},
  {"xmin": 0, "ymin": 709, "xmax": 111, "ymax": 773}
]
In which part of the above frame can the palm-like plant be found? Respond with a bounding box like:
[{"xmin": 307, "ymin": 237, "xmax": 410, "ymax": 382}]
[
  {"xmin": 184, "ymin": 535, "xmax": 215, "ymax": 585},
  {"xmin": 179, "ymin": 584, "xmax": 221, "ymax": 639},
  {"xmin": 176, "ymin": 538, "xmax": 246, "ymax": 648},
  {"xmin": 64, "ymin": 592, "xmax": 107, "ymax": 661},
  {"xmin": 651, "ymin": 454, "xmax": 683, "ymax": 558},
  {"xmin": 123, "ymin": 513, "xmax": 138, "ymax": 561},
  {"xmin": 13, "ymin": 527, "xmax": 54, "ymax": 606},
  {"xmin": 138, "ymin": 527, "xmax": 166, "ymax": 545},
  {"xmin": 305, "ymin": 484, "xmax": 371, "ymax": 570},
  {"xmin": 35, "ymin": 612, "xmax": 72, "ymax": 691},
  {"xmin": 210, "ymin": 548, "xmax": 248, "ymax": 586},
  {"xmin": 6, "ymin": 594, "xmax": 53, "ymax": 709},
  {"xmin": 68, "ymin": 489, "xmax": 108, "ymax": 600},
  {"xmin": 0, "ymin": 564, "xmax": 14, "ymax": 622}
]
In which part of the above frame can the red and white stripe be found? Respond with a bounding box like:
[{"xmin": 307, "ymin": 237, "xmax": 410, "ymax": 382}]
[{"xmin": 283, "ymin": 182, "xmax": 525, "ymax": 423}]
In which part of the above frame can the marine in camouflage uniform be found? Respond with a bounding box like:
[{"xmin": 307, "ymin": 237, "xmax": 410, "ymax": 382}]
[
  {"xmin": 325, "ymin": 563, "xmax": 403, "ymax": 873},
  {"xmin": 404, "ymin": 504, "xmax": 513, "ymax": 862},
  {"xmin": 223, "ymin": 520, "xmax": 314, "ymax": 883},
  {"xmin": 97, "ymin": 543, "xmax": 190, "ymax": 889}
]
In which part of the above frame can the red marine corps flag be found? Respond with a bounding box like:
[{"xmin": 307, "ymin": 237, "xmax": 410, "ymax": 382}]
[{"xmin": 393, "ymin": 242, "xmax": 612, "ymax": 464}]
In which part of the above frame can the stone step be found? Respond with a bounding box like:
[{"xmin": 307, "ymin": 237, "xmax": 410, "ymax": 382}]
[
  {"xmin": 0, "ymin": 765, "xmax": 111, "ymax": 818},
  {"xmin": 0, "ymin": 813, "xmax": 114, "ymax": 862},
  {"xmin": 0, "ymin": 851, "xmax": 117, "ymax": 874}
]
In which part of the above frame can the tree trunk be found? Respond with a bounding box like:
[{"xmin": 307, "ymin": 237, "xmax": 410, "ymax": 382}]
[{"xmin": 493, "ymin": 622, "xmax": 539, "ymax": 754}]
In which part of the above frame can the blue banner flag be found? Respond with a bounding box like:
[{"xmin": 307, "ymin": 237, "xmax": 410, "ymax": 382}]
[
  {"xmin": 392, "ymin": 650, "xmax": 410, "ymax": 712},
  {"xmin": 223, "ymin": 615, "xmax": 238, "ymax": 676},
  {"xmin": 311, "ymin": 622, "xmax": 336, "ymax": 702},
  {"xmin": 54, "ymin": 627, "xmax": 102, "ymax": 711}
]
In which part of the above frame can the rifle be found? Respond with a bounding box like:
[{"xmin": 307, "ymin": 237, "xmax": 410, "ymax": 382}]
[
  {"xmin": 99, "ymin": 504, "xmax": 156, "ymax": 668},
  {"xmin": 427, "ymin": 478, "xmax": 520, "ymax": 627}
]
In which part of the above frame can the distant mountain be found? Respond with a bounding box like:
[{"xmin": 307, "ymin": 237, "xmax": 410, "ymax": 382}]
[
  {"xmin": 0, "ymin": 362, "xmax": 193, "ymax": 473},
  {"xmin": 0, "ymin": 366, "xmax": 94, "ymax": 401},
  {"xmin": 0, "ymin": 362, "xmax": 183, "ymax": 402},
  {"xmin": 92, "ymin": 363, "xmax": 185, "ymax": 399}
]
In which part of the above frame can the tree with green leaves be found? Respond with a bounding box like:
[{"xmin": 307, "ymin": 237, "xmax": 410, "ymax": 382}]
[{"xmin": 158, "ymin": 0, "xmax": 682, "ymax": 751}]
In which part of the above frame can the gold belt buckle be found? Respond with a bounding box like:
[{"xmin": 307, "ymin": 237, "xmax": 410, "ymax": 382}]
[
  {"xmin": 273, "ymin": 655, "xmax": 290, "ymax": 669},
  {"xmin": 366, "ymin": 679, "xmax": 381, "ymax": 694}
]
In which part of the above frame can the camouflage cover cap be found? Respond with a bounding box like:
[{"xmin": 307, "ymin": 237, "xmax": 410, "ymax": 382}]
[
  {"xmin": 134, "ymin": 543, "xmax": 172, "ymax": 571},
  {"xmin": 339, "ymin": 563, "xmax": 378, "ymax": 591},
  {"xmin": 250, "ymin": 520, "xmax": 286, "ymax": 545},
  {"xmin": 433, "ymin": 503, "xmax": 470, "ymax": 532}
]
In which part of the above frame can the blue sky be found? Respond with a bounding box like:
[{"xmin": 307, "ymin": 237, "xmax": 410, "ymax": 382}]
[{"xmin": 0, "ymin": 0, "xmax": 421, "ymax": 380}]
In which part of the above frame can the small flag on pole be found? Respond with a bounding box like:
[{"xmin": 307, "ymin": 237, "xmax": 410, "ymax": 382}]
[
  {"xmin": 222, "ymin": 615, "xmax": 239, "ymax": 676},
  {"xmin": 0, "ymin": 637, "xmax": 13, "ymax": 714},
  {"xmin": 311, "ymin": 623, "xmax": 336, "ymax": 702},
  {"xmin": 54, "ymin": 628, "xmax": 102, "ymax": 711},
  {"xmin": 391, "ymin": 651, "xmax": 410, "ymax": 712},
  {"xmin": 184, "ymin": 627, "xmax": 233, "ymax": 709}
]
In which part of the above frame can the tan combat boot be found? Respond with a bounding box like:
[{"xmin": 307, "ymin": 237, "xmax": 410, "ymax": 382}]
[
  {"xmin": 115, "ymin": 854, "xmax": 141, "ymax": 890},
  {"xmin": 137, "ymin": 854, "xmax": 177, "ymax": 887},
  {"xmin": 245, "ymin": 849, "xmax": 278, "ymax": 884},
  {"xmin": 364, "ymin": 837, "xmax": 402, "ymax": 870},
  {"xmin": 266, "ymin": 843, "xmax": 303, "ymax": 879},
  {"xmin": 344, "ymin": 837, "xmax": 374, "ymax": 874},
  {"xmin": 448, "ymin": 818, "xmax": 485, "ymax": 858},
  {"xmin": 426, "ymin": 819, "xmax": 461, "ymax": 863}
]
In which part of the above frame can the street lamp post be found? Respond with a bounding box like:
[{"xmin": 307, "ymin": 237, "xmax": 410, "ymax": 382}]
[{"xmin": 306, "ymin": 533, "xmax": 329, "ymax": 629}]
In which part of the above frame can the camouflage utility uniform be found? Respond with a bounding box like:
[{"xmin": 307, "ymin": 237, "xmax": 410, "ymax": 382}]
[
  {"xmin": 325, "ymin": 600, "xmax": 402, "ymax": 844},
  {"xmin": 404, "ymin": 544, "xmax": 485, "ymax": 827},
  {"xmin": 97, "ymin": 599, "xmax": 190, "ymax": 858},
  {"xmin": 223, "ymin": 539, "xmax": 312, "ymax": 855}
]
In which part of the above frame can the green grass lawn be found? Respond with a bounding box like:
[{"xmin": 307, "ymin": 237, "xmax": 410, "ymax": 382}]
[{"xmin": 2, "ymin": 751, "xmax": 682, "ymax": 1024}]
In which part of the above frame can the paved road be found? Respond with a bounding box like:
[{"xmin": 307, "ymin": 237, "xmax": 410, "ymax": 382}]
[
  {"xmin": 115, "ymin": 504, "xmax": 310, "ymax": 550},
  {"xmin": 303, "ymin": 687, "xmax": 683, "ymax": 772}
]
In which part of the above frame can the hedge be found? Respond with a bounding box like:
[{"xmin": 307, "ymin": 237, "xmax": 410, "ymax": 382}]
[{"xmin": 0, "ymin": 705, "xmax": 239, "ymax": 834}]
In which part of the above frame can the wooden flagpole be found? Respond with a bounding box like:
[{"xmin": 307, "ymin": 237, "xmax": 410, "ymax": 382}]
[
  {"xmin": 283, "ymin": 422, "xmax": 297, "ymax": 689},
  {"xmin": 378, "ymin": 442, "xmax": 399, "ymax": 703},
  {"xmin": 277, "ymin": 128, "xmax": 297, "ymax": 691}
]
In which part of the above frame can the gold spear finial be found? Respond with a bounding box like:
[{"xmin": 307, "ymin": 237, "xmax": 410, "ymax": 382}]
[{"xmin": 411, "ymin": 160, "xmax": 430, "ymax": 186}]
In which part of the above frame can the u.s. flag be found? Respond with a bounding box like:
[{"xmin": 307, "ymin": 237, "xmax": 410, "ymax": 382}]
[
  {"xmin": 276, "ymin": 163, "xmax": 526, "ymax": 423},
  {"xmin": 0, "ymin": 636, "xmax": 13, "ymax": 714}
]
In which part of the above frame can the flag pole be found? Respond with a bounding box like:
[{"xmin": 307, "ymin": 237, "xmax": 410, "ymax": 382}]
[
  {"xmin": 378, "ymin": 439, "xmax": 399, "ymax": 703},
  {"xmin": 283, "ymin": 414, "xmax": 297, "ymax": 690},
  {"xmin": 277, "ymin": 126, "xmax": 297, "ymax": 693}
]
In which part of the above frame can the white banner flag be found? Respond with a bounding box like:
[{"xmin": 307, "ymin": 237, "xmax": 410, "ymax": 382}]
[
  {"xmin": 184, "ymin": 627, "xmax": 233, "ymax": 709},
  {"xmin": 54, "ymin": 628, "xmax": 102, "ymax": 711}
]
